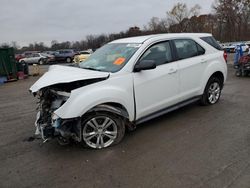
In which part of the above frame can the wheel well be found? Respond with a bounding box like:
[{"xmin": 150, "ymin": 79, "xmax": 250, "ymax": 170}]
[
  {"xmin": 86, "ymin": 102, "xmax": 129, "ymax": 119},
  {"xmin": 86, "ymin": 102, "xmax": 135, "ymax": 131},
  {"xmin": 99, "ymin": 102, "xmax": 129, "ymax": 119},
  {"xmin": 210, "ymin": 71, "xmax": 224, "ymax": 86}
]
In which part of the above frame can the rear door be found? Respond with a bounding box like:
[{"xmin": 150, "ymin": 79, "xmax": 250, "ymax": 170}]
[
  {"xmin": 25, "ymin": 55, "xmax": 33, "ymax": 64},
  {"xmin": 31, "ymin": 53, "xmax": 41, "ymax": 63},
  {"xmin": 172, "ymin": 39, "xmax": 207, "ymax": 100}
]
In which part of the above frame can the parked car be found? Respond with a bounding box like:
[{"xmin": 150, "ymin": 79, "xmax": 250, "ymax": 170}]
[
  {"xmin": 42, "ymin": 51, "xmax": 57, "ymax": 64},
  {"xmin": 19, "ymin": 53, "xmax": 52, "ymax": 65},
  {"xmin": 54, "ymin": 49, "xmax": 77, "ymax": 63},
  {"xmin": 43, "ymin": 51, "xmax": 57, "ymax": 56},
  {"xmin": 73, "ymin": 50, "xmax": 92, "ymax": 63},
  {"xmin": 30, "ymin": 33, "xmax": 227, "ymax": 149},
  {"xmin": 240, "ymin": 44, "xmax": 249, "ymax": 52},
  {"xmin": 22, "ymin": 51, "xmax": 40, "ymax": 57},
  {"xmin": 223, "ymin": 44, "xmax": 236, "ymax": 53},
  {"xmin": 223, "ymin": 43, "xmax": 249, "ymax": 53},
  {"xmin": 15, "ymin": 54, "xmax": 25, "ymax": 62}
]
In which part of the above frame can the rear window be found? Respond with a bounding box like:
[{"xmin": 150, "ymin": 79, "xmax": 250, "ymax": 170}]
[{"xmin": 200, "ymin": 36, "xmax": 222, "ymax": 50}]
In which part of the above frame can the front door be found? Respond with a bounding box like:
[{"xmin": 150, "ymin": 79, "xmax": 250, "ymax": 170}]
[{"xmin": 133, "ymin": 41, "xmax": 180, "ymax": 120}]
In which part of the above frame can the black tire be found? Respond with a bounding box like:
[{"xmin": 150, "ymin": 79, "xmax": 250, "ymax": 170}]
[
  {"xmin": 242, "ymin": 70, "xmax": 247, "ymax": 77},
  {"xmin": 38, "ymin": 59, "xmax": 44, "ymax": 65},
  {"xmin": 81, "ymin": 111, "xmax": 125, "ymax": 149},
  {"xmin": 200, "ymin": 77, "xmax": 222, "ymax": 106},
  {"xmin": 235, "ymin": 70, "xmax": 242, "ymax": 77},
  {"xmin": 57, "ymin": 136, "xmax": 71, "ymax": 146},
  {"xmin": 66, "ymin": 57, "xmax": 71, "ymax": 63}
]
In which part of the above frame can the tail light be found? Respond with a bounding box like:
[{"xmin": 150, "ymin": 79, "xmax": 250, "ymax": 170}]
[{"xmin": 223, "ymin": 51, "xmax": 227, "ymax": 63}]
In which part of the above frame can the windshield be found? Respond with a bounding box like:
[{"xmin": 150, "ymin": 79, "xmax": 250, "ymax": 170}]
[{"xmin": 79, "ymin": 43, "xmax": 140, "ymax": 72}]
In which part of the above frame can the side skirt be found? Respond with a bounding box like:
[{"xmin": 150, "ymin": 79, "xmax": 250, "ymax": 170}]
[{"xmin": 135, "ymin": 96, "xmax": 201, "ymax": 125}]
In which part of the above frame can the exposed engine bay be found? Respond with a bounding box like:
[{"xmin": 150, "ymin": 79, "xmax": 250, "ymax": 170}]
[{"xmin": 34, "ymin": 78, "xmax": 107, "ymax": 144}]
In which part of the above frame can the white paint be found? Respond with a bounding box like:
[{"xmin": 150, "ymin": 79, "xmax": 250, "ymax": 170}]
[
  {"xmin": 30, "ymin": 33, "xmax": 227, "ymax": 122},
  {"xmin": 29, "ymin": 65, "xmax": 109, "ymax": 92}
]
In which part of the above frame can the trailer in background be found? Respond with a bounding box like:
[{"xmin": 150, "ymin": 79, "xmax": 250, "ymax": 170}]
[{"xmin": 0, "ymin": 47, "xmax": 18, "ymax": 83}]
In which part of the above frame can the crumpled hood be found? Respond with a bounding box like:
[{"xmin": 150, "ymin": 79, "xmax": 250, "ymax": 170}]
[{"xmin": 30, "ymin": 65, "xmax": 109, "ymax": 92}]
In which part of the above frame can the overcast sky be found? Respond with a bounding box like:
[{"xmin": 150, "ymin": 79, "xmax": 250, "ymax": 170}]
[{"xmin": 0, "ymin": 0, "xmax": 213, "ymax": 47}]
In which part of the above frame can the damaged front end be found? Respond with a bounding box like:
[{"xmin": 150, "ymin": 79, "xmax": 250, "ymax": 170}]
[
  {"xmin": 32, "ymin": 78, "xmax": 109, "ymax": 144},
  {"xmin": 29, "ymin": 65, "xmax": 110, "ymax": 144},
  {"xmin": 35, "ymin": 88, "xmax": 81, "ymax": 144}
]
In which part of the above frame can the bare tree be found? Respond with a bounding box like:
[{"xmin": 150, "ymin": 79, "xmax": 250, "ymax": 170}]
[
  {"xmin": 213, "ymin": 0, "xmax": 238, "ymax": 41},
  {"xmin": 12, "ymin": 1, "xmax": 250, "ymax": 53},
  {"xmin": 167, "ymin": 3, "xmax": 201, "ymax": 32}
]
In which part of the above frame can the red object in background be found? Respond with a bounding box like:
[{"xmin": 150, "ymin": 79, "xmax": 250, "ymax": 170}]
[
  {"xmin": 15, "ymin": 54, "xmax": 24, "ymax": 61},
  {"xmin": 238, "ymin": 55, "xmax": 250, "ymax": 65},
  {"xmin": 223, "ymin": 51, "xmax": 227, "ymax": 63},
  {"xmin": 17, "ymin": 71, "xmax": 25, "ymax": 79}
]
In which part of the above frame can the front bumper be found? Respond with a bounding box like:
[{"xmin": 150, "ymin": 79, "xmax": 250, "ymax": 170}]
[{"xmin": 35, "ymin": 111, "xmax": 81, "ymax": 142}]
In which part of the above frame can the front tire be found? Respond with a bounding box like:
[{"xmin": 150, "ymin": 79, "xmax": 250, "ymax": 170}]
[
  {"xmin": 57, "ymin": 136, "xmax": 71, "ymax": 146},
  {"xmin": 81, "ymin": 112, "xmax": 125, "ymax": 149},
  {"xmin": 66, "ymin": 57, "xmax": 71, "ymax": 63},
  {"xmin": 200, "ymin": 77, "xmax": 222, "ymax": 105},
  {"xmin": 38, "ymin": 59, "xmax": 45, "ymax": 65}
]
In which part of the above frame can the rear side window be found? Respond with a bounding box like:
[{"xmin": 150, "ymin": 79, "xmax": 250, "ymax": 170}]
[
  {"xmin": 200, "ymin": 36, "xmax": 222, "ymax": 50},
  {"xmin": 173, "ymin": 39, "xmax": 205, "ymax": 60}
]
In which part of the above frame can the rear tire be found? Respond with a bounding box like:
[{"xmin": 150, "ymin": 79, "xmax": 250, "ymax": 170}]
[
  {"xmin": 81, "ymin": 111, "xmax": 125, "ymax": 149},
  {"xmin": 200, "ymin": 77, "xmax": 222, "ymax": 106}
]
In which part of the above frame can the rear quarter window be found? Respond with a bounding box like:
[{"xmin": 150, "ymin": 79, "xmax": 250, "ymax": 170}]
[
  {"xmin": 173, "ymin": 39, "xmax": 205, "ymax": 60},
  {"xmin": 200, "ymin": 36, "xmax": 222, "ymax": 50}
]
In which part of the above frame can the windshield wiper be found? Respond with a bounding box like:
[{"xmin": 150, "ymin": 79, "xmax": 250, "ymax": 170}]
[
  {"xmin": 82, "ymin": 67, "xmax": 102, "ymax": 72},
  {"xmin": 68, "ymin": 63, "xmax": 79, "ymax": 67}
]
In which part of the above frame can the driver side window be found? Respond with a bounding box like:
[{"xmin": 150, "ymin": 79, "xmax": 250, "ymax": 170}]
[{"xmin": 140, "ymin": 41, "xmax": 173, "ymax": 66}]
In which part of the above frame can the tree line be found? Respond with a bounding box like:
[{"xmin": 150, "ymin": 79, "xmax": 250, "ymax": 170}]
[{"xmin": 2, "ymin": 0, "xmax": 250, "ymax": 53}]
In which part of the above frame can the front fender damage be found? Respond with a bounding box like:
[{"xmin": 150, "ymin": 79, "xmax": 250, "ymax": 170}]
[
  {"xmin": 88, "ymin": 104, "xmax": 136, "ymax": 131},
  {"xmin": 32, "ymin": 78, "xmax": 108, "ymax": 144}
]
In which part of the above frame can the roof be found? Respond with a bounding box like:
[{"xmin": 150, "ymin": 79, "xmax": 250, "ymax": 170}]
[{"xmin": 110, "ymin": 33, "xmax": 212, "ymax": 44}]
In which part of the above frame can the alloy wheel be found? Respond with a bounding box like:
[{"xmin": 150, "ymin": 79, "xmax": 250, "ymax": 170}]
[
  {"xmin": 208, "ymin": 82, "xmax": 221, "ymax": 104},
  {"xmin": 82, "ymin": 116, "xmax": 118, "ymax": 149}
]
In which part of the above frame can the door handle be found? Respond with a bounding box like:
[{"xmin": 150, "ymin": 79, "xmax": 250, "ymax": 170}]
[
  {"xmin": 168, "ymin": 68, "xmax": 177, "ymax": 74},
  {"xmin": 201, "ymin": 59, "xmax": 207, "ymax": 63}
]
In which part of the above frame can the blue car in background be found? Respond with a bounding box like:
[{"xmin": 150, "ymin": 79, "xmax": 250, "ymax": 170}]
[
  {"xmin": 54, "ymin": 49, "xmax": 77, "ymax": 63},
  {"xmin": 222, "ymin": 43, "xmax": 249, "ymax": 53}
]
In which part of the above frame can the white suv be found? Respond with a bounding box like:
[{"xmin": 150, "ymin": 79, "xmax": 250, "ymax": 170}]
[{"xmin": 30, "ymin": 33, "xmax": 227, "ymax": 149}]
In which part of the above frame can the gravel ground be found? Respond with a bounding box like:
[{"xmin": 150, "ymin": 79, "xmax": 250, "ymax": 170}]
[{"xmin": 0, "ymin": 58, "xmax": 250, "ymax": 188}]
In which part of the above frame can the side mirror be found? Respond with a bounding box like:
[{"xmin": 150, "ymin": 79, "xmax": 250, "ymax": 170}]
[{"xmin": 134, "ymin": 60, "xmax": 156, "ymax": 72}]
